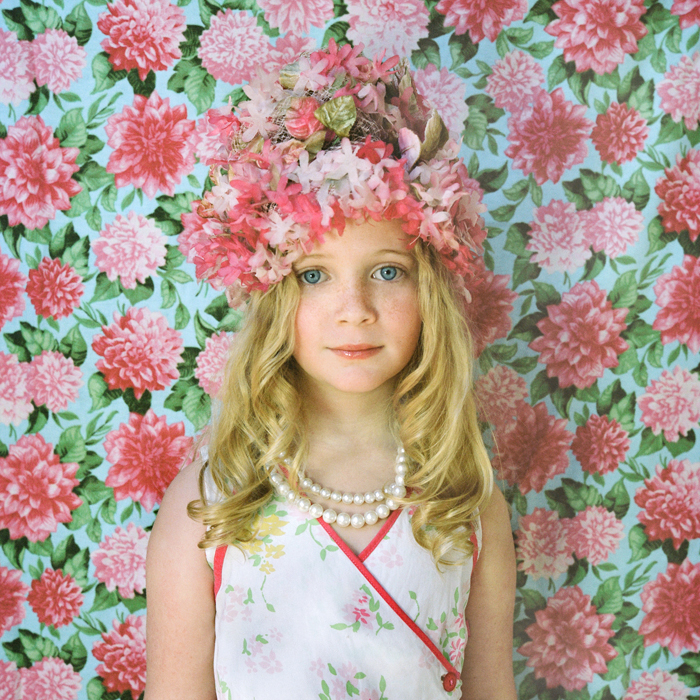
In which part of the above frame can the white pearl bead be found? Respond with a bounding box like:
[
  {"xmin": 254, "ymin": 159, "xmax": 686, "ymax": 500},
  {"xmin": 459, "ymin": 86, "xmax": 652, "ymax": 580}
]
[
  {"xmin": 376, "ymin": 504, "xmax": 390, "ymax": 519},
  {"xmin": 383, "ymin": 484, "xmax": 391, "ymax": 495},
  {"xmin": 311, "ymin": 484, "xmax": 321, "ymax": 494},
  {"xmin": 386, "ymin": 497, "xmax": 398, "ymax": 510},
  {"xmin": 398, "ymin": 446, "xmax": 405, "ymax": 454},
  {"xmin": 301, "ymin": 478, "xmax": 313, "ymax": 489},
  {"xmin": 278, "ymin": 483, "xmax": 291, "ymax": 496},
  {"xmin": 286, "ymin": 490, "xmax": 297, "ymax": 502},
  {"xmin": 309, "ymin": 503, "xmax": 324, "ymax": 519},
  {"xmin": 322, "ymin": 508, "xmax": 337, "ymax": 524},
  {"xmin": 364, "ymin": 492, "xmax": 375, "ymax": 504},
  {"xmin": 320, "ymin": 487, "xmax": 331, "ymax": 499},
  {"xmin": 353, "ymin": 493, "xmax": 365, "ymax": 505},
  {"xmin": 374, "ymin": 489, "xmax": 384, "ymax": 501},
  {"xmin": 270, "ymin": 472, "xmax": 283, "ymax": 485},
  {"xmin": 336, "ymin": 512, "xmax": 351, "ymax": 527},
  {"xmin": 392, "ymin": 484, "xmax": 406, "ymax": 498},
  {"xmin": 350, "ymin": 513, "xmax": 365, "ymax": 529},
  {"xmin": 395, "ymin": 475, "xmax": 405, "ymax": 486},
  {"xmin": 342, "ymin": 493, "xmax": 354, "ymax": 505},
  {"xmin": 331, "ymin": 491, "xmax": 342, "ymax": 502},
  {"xmin": 396, "ymin": 463, "xmax": 407, "ymax": 475},
  {"xmin": 297, "ymin": 497, "xmax": 311, "ymax": 511},
  {"xmin": 364, "ymin": 510, "xmax": 378, "ymax": 526}
]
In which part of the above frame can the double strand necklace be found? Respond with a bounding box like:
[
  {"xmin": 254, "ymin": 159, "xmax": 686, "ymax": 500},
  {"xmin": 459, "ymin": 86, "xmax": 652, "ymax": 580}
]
[{"xmin": 268, "ymin": 447, "xmax": 408, "ymax": 529}]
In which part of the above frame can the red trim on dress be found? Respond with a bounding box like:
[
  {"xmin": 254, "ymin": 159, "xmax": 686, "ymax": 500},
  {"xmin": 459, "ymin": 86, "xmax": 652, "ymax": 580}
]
[
  {"xmin": 213, "ymin": 545, "xmax": 227, "ymax": 597},
  {"xmin": 359, "ymin": 508, "xmax": 402, "ymax": 562}
]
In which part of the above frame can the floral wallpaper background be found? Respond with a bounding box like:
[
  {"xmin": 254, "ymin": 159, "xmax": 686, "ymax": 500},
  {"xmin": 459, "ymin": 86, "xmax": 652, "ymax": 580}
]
[{"xmin": 1, "ymin": 0, "xmax": 699, "ymax": 698}]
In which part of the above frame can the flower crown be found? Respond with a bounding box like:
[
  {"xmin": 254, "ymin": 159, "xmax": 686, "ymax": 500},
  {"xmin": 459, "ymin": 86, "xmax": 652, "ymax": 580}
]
[{"xmin": 180, "ymin": 40, "xmax": 487, "ymax": 308}]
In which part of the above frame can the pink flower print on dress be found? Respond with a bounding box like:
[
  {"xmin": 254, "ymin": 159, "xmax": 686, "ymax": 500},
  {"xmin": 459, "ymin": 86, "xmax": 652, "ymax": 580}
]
[
  {"xmin": 310, "ymin": 658, "xmax": 325, "ymax": 678},
  {"xmin": 377, "ymin": 544, "xmax": 403, "ymax": 568},
  {"xmin": 259, "ymin": 650, "xmax": 283, "ymax": 674},
  {"xmin": 223, "ymin": 587, "xmax": 245, "ymax": 623},
  {"xmin": 342, "ymin": 594, "xmax": 373, "ymax": 630},
  {"xmin": 449, "ymin": 636, "xmax": 466, "ymax": 665}
]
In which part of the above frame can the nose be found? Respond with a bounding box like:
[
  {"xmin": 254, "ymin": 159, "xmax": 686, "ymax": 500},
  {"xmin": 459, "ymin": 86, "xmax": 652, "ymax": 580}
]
[{"xmin": 335, "ymin": 279, "xmax": 377, "ymax": 325}]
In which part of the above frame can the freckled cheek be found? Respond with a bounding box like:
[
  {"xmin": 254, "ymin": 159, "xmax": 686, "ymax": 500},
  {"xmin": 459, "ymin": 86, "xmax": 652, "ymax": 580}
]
[{"xmin": 382, "ymin": 293, "xmax": 422, "ymax": 351}]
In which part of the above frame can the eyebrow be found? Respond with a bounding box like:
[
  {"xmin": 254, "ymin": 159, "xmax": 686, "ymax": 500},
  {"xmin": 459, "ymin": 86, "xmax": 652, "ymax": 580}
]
[{"xmin": 299, "ymin": 248, "xmax": 415, "ymax": 262}]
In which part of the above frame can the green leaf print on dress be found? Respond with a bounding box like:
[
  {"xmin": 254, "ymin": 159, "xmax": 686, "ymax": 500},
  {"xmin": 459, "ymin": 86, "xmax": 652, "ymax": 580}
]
[{"xmin": 331, "ymin": 584, "xmax": 396, "ymax": 634}]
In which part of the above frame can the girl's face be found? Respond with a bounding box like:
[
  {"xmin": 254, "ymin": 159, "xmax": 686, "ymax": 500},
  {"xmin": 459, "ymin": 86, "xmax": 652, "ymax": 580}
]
[{"xmin": 292, "ymin": 218, "xmax": 422, "ymax": 400}]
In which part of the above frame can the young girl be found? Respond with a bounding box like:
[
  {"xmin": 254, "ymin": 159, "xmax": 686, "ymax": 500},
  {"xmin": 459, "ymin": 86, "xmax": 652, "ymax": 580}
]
[{"xmin": 145, "ymin": 43, "xmax": 516, "ymax": 700}]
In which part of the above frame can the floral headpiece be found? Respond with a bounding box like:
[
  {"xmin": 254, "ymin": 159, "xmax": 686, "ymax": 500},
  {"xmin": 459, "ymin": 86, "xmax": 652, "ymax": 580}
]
[{"xmin": 180, "ymin": 40, "xmax": 487, "ymax": 308}]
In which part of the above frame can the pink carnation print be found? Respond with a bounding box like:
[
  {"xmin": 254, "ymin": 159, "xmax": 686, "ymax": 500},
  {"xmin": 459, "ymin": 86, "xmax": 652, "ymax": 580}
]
[
  {"xmin": 545, "ymin": 0, "xmax": 647, "ymax": 74},
  {"xmin": 97, "ymin": 0, "xmax": 186, "ymax": 80},
  {"xmin": 570, "ymin": 506, "xmax": 624, "ymax": 565},
  {"xmin": 91, "ymin": 523, "xmax": 149, "ymax": 597},
  {"xmin": 26, "ymin": 258, "xmax": 84, "ymax": 320},
  {"xmin": 485, "ymin": 50, "xmax": 545, "ymax": 112},
  {"xmin": 199, "ymin": 10, "xmax": 270, "ymax": 85},
  {"xmin": 0, "ymin": 116, "xmax": 81, "ymax": 230},
  {"xmin": 0, "ymin": 353, "xmax": 32, "ymax": 426},
  {"xmin": 585, "ymin": 196, "xmax": 644, "ymax": 258},
  {"xmin": 639, "ymin": 558, "xmax": 700, "ymax": 656},
  {"xmin": 0, "ymin": 30, "xmax": 34, "ymax": 106},
  {"xmin": 104, "ymin": 410, "xmax": 192, "ymax": 511},
  {"xmin": 655, "ymin": 148, "xmax": 700, "ymax": 242},
  {"xmin": 92, "ymin": 306, "xmax": 183, "ymax": 398},
  {"xmin": 657, "ymin": 53, "xmax": 700, "ymax": 131},
  {"xmin": 571, "ymin": 414, "xmax": 629, "ymax": 475},
  {"xmin": 0, "ymin": 254, "xmax": 26, "ymax": 331},
  {"xmin": 27, "ymin": 568, "xmax": 83, "ymax": 628},
  {"xmin": 0, "ymin": 566, "xmax": 28, "ymax": 635},
  {"xmin": 474, "ymin": 365, "xmax": 528, "ymax": 429},
  {"xmin": 93, "ymin": 211, "xmax": 167, "ymax": 288},
  {"xmin": 624, "ymin": 669, "xmax": 691, "ymax": 700},
  {"xmin": 20, "ymin": 656, "xmax": 81, "ymax": 700},
  {"xmin": 195, "ymin": 332, "xmax": 234, "ymax": 397},
  {"xmin": 346, "ymin": 0, "xmax": 429, "ymax": 58},
  {"xmin": 29, "ymin": 351, "xmax": 82, "ymax": 413},
  {"xmin": 31, "ymin": 29, "xmax": 86, "ymax": 94},
  {"xmin": 495, "ymin": 401, "xmax": 573, "ymax": 494},
  {"xmin": 515, "ymin": 508, "xmax": 574, "ymax": 580},
  {"xmin": 0, "ymin": 660, "xmax": 21, "ymax": 700},
  {"xmin": 638, "ymin": 366, "xmax": 700, "ymax": 442},
  {"xmin": 105, "ymin": 91, "xmax": 196, "ymax": 199},
  {"xmin": 413, "ymin": 65, "xmax": 469, "ymax": 139},
  {"xmin": 526, "ymin": 200, "xmax": 592, "ymax": 273},
  {"xmin": 505, "ymin": 88, "xmax": 593, "ymax": 185},
  {"xmin": 519, "ymin": 585, "xmax": 617, "ymax": 691},
  {"xmin": 530, "ymin": 281, "xmax": 628, "ymax": 389},
  {"xmin": 635, "ymin": 459, "xmax": 700, "ymax": 548},
  {"xmin": 0, "ymin": 434, "xmax": 81, "ymax": 542},
  {"xmin": 671, "ymin": 0, "xmax": 700, "ymax": 29},
  {"xmin": 257, "ymin": 0, "xmax": 333, "ymax": 34},
  {"xmin": 591, "ymin": 102, "xmax": 648, "ymax": 164},
  {"xmin": 93, "ymin": 614, "xmax": 147, "ymax": 696},
  {"xmin": 435, "ymin": 0, "xmax": 527, "ymax": 44},
  {"xmin": 653, "ymin": 255, "xmax": 700, "ymax": 354}
]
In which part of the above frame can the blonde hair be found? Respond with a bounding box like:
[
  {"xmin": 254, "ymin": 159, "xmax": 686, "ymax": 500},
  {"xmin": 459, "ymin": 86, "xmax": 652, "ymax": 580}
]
[{"xmin": 189, "ymin": 239, "xmax": 493, "ymax": 568}]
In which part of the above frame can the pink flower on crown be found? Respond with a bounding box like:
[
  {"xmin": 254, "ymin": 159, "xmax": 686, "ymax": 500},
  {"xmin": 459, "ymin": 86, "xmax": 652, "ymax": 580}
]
[
  {"xmin": 91, "ymin": 523, "xmax": 149, "ymax": 597},
  {"xmin": 0, "ymin": 254, "xmax": 26, "ymax": 331},
  {"xmin": 346, "ymin": 0, "xmax": 429, "ymax": 57},
  {"xmin": 624, "ymin": 669, "xmax": 691, "ymax": 700},
  {"xmin": 474, "ymin": 365, "xmax": 528, "ymax": 429},
  {"xmin": 485, "ymin": 50, "xmax": 544, "ymax": 112},
  {"xmin": 0, "ymin": 116, "xmax": 81, "ymax": 229},
  {"xmin": 257, "ymin": 0, "xmax": 333, "ymax": 34},
  {"xmin": 657, "ymin": 53, "xmax": 700, "ymax": 131},
  {"xmin": 671, "ymin": 0, "xmax": 700, "ymax": 29},
  {"xmin": 29, "ymin": 351, "xmax": 82, "ymax": 413},
  {"xmin": 0, "ymin": 660, "xmax": 21, "ymax": 700},
  {"xmin": 93, "ymin": 615, "xmax": 146, "ymax": 696},
  {"xmin": 0, "ymin": 353, "xmax": 32, "ymax": 426},
  {"xmin": 0, "ymin": 566, "xmax": 28, "ymax": 635},
  {"xmin": 413, "ymin": 65, "xmax": 469, "ymax": 139},
  {"xmin": 515, "ymin": 508, "xmax": 574, "ymax": 580},
  {"xmin": 27, "ymin": 568, "xmax": 83, "ymax": 628},
  {"xmin": 179, "ymin": 200, "xmax": 227, "ymax": 267},
  {"xmin": 0, "ymin": 30, "xmax": 34, "ymax": 106},
  {"xmin": 571, "ymin": 414, "xmax": 629, "ymax": 475},
  {"xmin": 20, "ymin": 657, "xmax": 81, "ymax": 700},
  {"xmin": 26, "ymin": 258, "xmax": 84, "ymax": 319},
  {"xmin": 591, "ymin": 102, "xmax": 648, "ymax": 164},
  {"xmin": 655, "ymin": 148, "xmax": 700, "ymax": 242},
  {"xmin": 266, "ymin": 35, "xmax": 317, "ymax": 73},
  {"xmin": 192, "ymin": 105, "xmax": 242, "ymax": 166},
  {"xmin": 93, "ymin": 212, "xmax": 167, "ymax": 289},
  {"xmin": 653, "ymin": 255, "xmax": 700, "ymax": 354},
  {"xmin": 638, "ymin": 366, "xmax": 700, "ymax": 442},
  {"xmin": 31, "ymin": 29, "xmax": 86, "ymax": 94},
  {"xmin": 195, "ymin": 332, "xmax": 235, "ymax": 397},
  {"xmin": 585, "ymin": 196, "xmax": 644, "ymax": 258},
  {"xmin": 506, "ymin": 88, "xmax": 592, "ymax": 185},
  {"xmin": 435, "ymin": 0, "xmax": 527, "ymax": 44},
  {"xmin": 545, "ymin": 0, "xmax": 647, "ymax": 74},
  {"xmin": 569, "ymin": 506, "xmax": 624, "ymax": 565}
]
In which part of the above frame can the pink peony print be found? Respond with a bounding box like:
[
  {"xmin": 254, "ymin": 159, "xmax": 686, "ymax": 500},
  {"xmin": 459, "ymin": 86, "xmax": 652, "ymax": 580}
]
[
  {"xmin": 545, "ymin": 0, "xmax": 647, "ymax": 74},
  {"xmin": 257, "ymin": 0, "xmax": 333, "ymax": 34},
  {"xmin": 105, "ymin": 91, "xmax": 196, "ymax": 199},
  {"xmin": 0, "ymin": 30, "xmax": 34, "ymax": 106},
  {"xmin": 485, "ymin": 50, "xmax": 545, "ymax": 112},
  {"xmin": 97, "ymin": 0, "xmax": 186, "ymax": 80},
  {"xmin": 653, "ymin": 255, "xmax": 700, "ymax": 354},
  {"xmin": 104, "ymin": 410, "xmax": 192, "ymax": 511},
  {"xmin": 638, "ymin": 366, "xmax": 700, "ymax": 442},
  {"xmin": 657, "ymin": 53, "xmax": 700, "ymax": 131},
  {"xmin": 26, "ymin": 258, "xmax": 84, "ymax": 320},
  {"xmin": 20, "ymin": 656, "xmax": 81, "ymax": 700},
  {"xmin": 195, "ymin": 332, "xmax": 234, "ymax": 397},
  {"xmin": 635, "ymin": 459, "xmax": 700, "ymax": 548},
  {"xmin": 591, "ymin": 102, "xmax": 648, "ymax": 164},
  {"xmin": 346, "ymin": 0, "xmax": 430, "ymax": 57},
  {"xmin": 623, "ymin": 669, "xmax": 691, "ymax": 700},
  {"xmin": 31, "ymin": 29, "xmax": 86, "ymax": 94},
  {"xmin": 474, "ymin": 365, "xmax": 528, "ymax": 429},
  {"xmin": 192, "ymin": 104, "xmax": 241, "ymax": 166},
  {"xmin": 655, "ymin": 148, "xmax": 700, "ymax": 242},
  {"xmin": 585, "ymin": 196, "xmax": 644, "ymax": 258},
  {"xmin": 0, "ymin": 353, "xmax": 32, "ymax": 426},
  {"xmin": 92, "ymin": 306, "xmax": 183, "ymax": 398},
  {"xmin": 0, "ymin": 660, "xmax": 21, "ymax": 700},
  {"xmin": 530, "ymin": 281, "xmax": 629, "ymax": 389},
  {"xmin": 515, "ymin": 508, "xmax": 574, "ymax": 580},
  {"xmin": 0, "ymin": 434, "xmax": 81, "ymax": 542},
  {"xmin": 0, "ymin": 116, "xmax": 81, "ymax": 230},
  {"xmin": 0, "ymin": 254, "xmax": 26, "ymax": 331},
  {"xmin": 91, "ymin": 522, "xmax": 149, "ymax": 597},
  {"xmin": 495, "ymin": 401, "xmax": 573, "ymax": 494},
  {"xmin": 571, "ymin": 414, "xmax": 629, "ymax": 475},
  {"xmin": 266, "ymin": 34, "xmax": 316, "ymax": 73},
  {"xmin": 93, "ymin": 614, "xmax": 147, "ymax": 696},
  {"xmin": 413, "ymin": 65, "xmax": 469, "ymax": 138},
  {"xmin": 671, "ymin": 0, "xmax": 700, "ymax": 29},
  {"xmin": 639, "ymin": 558, "xmax": 700, "ymax": 656},
  {"xmin": 93, "ymin": 212, "xmax": 167, "ymax": 288},
  {"xmin": 0, "ymin": 566, "xmax": 28, "ymax": 635},
  {"xmin": 519, "ymin": 585, "xmax": 617, "ymax": 691},
  {"xmin": 526, "ymin": 199, "xmax": 592, "ymax": 273},
  {"xmin": 505, "ymin": 88, "xmax": 592, "ymax": 185},
  {"xmin": 29, "ymin": 351, "xmax": 82, "ymax": 413},
  {"xmin": 435, "ymin": 0, "xmax": 527, "ymax": 44},
  {"xmin": 27, "ymin": 568, "xmax": 83, "ymax": 628},
  {"xmin": 569, "ymin": 506, "xmax": 624, "ymax": 565},
  {"xmin": 199, "ymin": 10, "xmax": 270, "ymax": 85}
]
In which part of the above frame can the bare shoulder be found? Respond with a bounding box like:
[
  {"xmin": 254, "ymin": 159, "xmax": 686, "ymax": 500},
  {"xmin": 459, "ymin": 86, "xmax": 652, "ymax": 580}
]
[{"xmin": 478, "ymin": 483, "xmax": 512, "ymax": 549}]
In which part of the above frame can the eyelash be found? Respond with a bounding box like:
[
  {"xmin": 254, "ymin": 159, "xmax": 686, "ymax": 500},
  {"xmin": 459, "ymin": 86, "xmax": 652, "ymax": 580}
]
[{"xmin": 297, "ymin": 266, "xmax": 405, "ymax": 285}]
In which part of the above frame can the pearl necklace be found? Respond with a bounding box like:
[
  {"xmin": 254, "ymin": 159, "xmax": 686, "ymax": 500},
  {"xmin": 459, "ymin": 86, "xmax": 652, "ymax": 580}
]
[{"xmin": 268, "ymin": 447, "xmax": 408, "ymax": 529}]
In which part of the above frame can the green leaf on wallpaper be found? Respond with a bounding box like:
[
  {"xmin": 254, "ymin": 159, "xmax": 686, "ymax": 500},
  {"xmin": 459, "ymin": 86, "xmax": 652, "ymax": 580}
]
[
  {"xmin": 562, "ymin": 478, "xmax": 603, "ymax": 512},
  {"xmin": 60, "ymin": 633, "xmax": 88, "ymax": 673},
  {"xmin": 20, "ymin": 0, "xmax": 62, "ymax": 33},
  {"xmin": 463, "ymin": 108, "xmax": 487, "ymax": 150},
  {"xmin": 20, "ymin": 322, "xmax": 58, "ymax": 357},
  {"xmin": 604, "ymin": 480, "xmax": 630, "ymax": 519},
  {"xmin": 551, "ymin": 385, "xmax": 575, "ymax": 419},
  {"xmin": 509, "ymin": 311, "xmax": 545, "ymax": 343},
  {"xmin": 655, "ymin": 113, "xmax": 685, "ymax": 145},
  {"xmin": 27, "ymin": 84, "xmax": 50, "ymax": 115},
  {"xmin": 64, "ymin": 189, "xmax": 92, "ymax": 219},
  {"xmin": 608, "ymin": 271, "xmax": 638, "ymax": 310},
  {"xmin": 622, "ymin": 168, "xmax": 650, "ymax": 211},
  {"xmin": 666, "ymin": 431, "xmax": 696, "ymax": 458},
  {"xmin": 580, "ymin": 169, "xmax": 622, "ymax": 202},
  {"xmin": 122, "ymin": 278, "xmax": 155, "ymax": 304},
  {"xmin": 123, "ymin": 594, "xmax": 148, "ymax": 612},
  {"xmin": 183, "ymin": 384, "xmax": 211, "ymax": 430},
  {"xmin": 123, "ymin": 388, "xmax": 151, "ymax": 414},
  {"xmin": 592, "ymin": 577, "xmax": 624, "ymax": 614},
  {"xmin": 183, "ymin": 65, "xmax": 216, "ymax": 114},
  {"xmin": 56, "ymin": 109, "xmax": 87, "ymax": 149},
  {"xmin": 568, "ymin": 69, "xmax": 592, "ymax": 106},
  {"xmin": 517, "ymin": 673, "xmax": 547, "ymax": 700},
  {"xmin": 17, "ymin": 629, "xmax": 59, "ymax": 664},
  {"xmin": 90, "ymin": 273, "xmax": 121, "ymax": 303},
  {"xmin": 525, "ymin": 40, "xmax": 554, "ymax": 59},
  {"xmin": 57, "ymin": 426, "xmax": 87, "ymax": 464},
  {"xmin": 475, "ymin": 163, "xmax": 508, "ymax": 193},
  {"xmin": 87, "ymin": 372, "xmax": 121, "ymax": 411},
  {"xmin": 63, "ymin": 547, "xmax": 90, "ymax": 587},
  {"xmin": 90, "ymin": 583, "xmax": 120, "ymax": 613},
  {"xmin": 64, "ymin": 3, "xmax": 92, "ymax": 45},
  {"xmin": 2, "ymin": 6, "xmax": 32, "ymax": 40},
  {"xmin": 636, "ymin": 426, "xmax": 664, "ymax": 458},
  {"xmin": 628, "ymin": 523, "xmax": 662, "ymax": 562},
  {"xmin": 412, "ymin": 38, "xmax": 441, "ymax": 70},
  {"xmin": 547, "ymin": 54, "xmax": 574, "ymax": 90},
  {"xmin": 532, "ymin": 281, "xmax": 561, "ymax": 311},
  {"xmin": 608, "ymin": 390, "xmax": 636, "ymax": 432},
  {"xmin": 448, "ymin": 30, "xmax": 477, "ymax": 69},
  {"xmin": 91, "ymin": 52, "xmax": 127, "ymax": 93},
  {"xmin": 27, "ymin": 405, "xmax": 49, "ymax": 434},
  {"xmin": 194, "ymin": 311, "xmax": 217, "ymax": 348},
  {"xmin": 323, "ymin": 21, "xmax": 350, "ymax": 48},
  {"xmin": 86, "ymin": 678, "xmax": 107, "ymax": 700},
  {"xmin": 519, "ymin": 588, "xmax": 547, "ymax": 612},
  {"xmin": 581, "ymin": 251, "xmax": 606, "ymax": 281},
  {"xmin": 626, "ymin": 78, "xmax": 655, "ymax": 120},
  {"xmin": 175, "ymin": 301, "xmax": 191, "ymax": 330},
  {"xmin": 490, "ymin": 204, "xmax": 517, "ymax": 221}
]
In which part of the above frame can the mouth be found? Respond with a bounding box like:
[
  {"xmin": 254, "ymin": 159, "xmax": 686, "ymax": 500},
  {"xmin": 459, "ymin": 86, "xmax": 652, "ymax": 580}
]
[{"xmin": 330, "ymin": 344, "xmax": 382, "ymax": 359}]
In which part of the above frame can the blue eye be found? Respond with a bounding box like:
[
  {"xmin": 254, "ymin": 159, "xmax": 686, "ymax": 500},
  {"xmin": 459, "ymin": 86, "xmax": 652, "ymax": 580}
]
[
  {"xmin": 301, "ymin": 269, "xmax": 322, "ymax": 284},
  {"xmin": 377, "ymin": 266, "xmax": 399, "ymax": 281}
]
